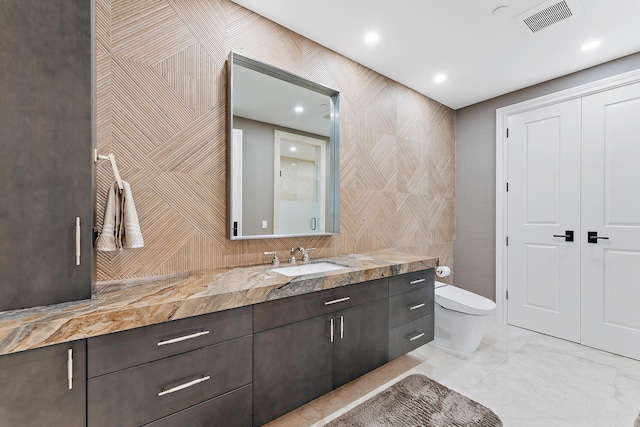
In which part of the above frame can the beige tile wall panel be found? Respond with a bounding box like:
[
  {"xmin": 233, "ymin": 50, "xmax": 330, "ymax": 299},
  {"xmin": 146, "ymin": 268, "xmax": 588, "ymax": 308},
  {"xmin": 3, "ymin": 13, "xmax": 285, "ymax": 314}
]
[{"xmin": 96, "ymin": 0, "xmax": 455, "ymax": 282}]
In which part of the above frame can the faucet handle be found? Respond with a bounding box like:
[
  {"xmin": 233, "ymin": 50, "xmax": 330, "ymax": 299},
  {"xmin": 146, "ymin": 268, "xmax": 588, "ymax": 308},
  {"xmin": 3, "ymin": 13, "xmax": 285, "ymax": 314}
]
[
  {"xmin": 264, "ymin": 251, "xmax": 280, "ymax": 266},
  {"xmin": 300, "ymin": 247, "xmax": 315, "ymax": 263}
]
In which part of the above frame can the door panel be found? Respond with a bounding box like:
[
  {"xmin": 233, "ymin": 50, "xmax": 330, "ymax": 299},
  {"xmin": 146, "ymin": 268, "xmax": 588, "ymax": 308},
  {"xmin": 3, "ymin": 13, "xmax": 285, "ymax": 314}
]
[
  {"xmin": 333, "ymin": 298, "xmax": 388, "ymax": 388},
  {"xmin": 0, "ymin": 341, "xmax": 86, "ymax": 426},
  {"xmin": 507, "ymin": 99, "xmax": 582, "ymax": 342},
  {"xmin": 523, "ymin": 244, "xmax": 561, "ymax": 312},
  {"xmin": 253, "ymin": 315, "xmax": 333, "ymax": 427},
  {"xmin": 0, "ymin": 0, "xmax": 93, "ymax": 311},
  {"xmin": 581, "ymin": 82, "xmax": 640, "ymax": 360}
]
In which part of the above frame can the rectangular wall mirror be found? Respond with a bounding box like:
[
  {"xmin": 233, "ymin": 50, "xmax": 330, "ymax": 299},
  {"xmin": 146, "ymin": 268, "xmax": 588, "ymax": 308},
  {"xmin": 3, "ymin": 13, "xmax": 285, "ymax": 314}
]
[{"xmin": 227, "ymin": 52, "xmax": 340, "ymax": 240}]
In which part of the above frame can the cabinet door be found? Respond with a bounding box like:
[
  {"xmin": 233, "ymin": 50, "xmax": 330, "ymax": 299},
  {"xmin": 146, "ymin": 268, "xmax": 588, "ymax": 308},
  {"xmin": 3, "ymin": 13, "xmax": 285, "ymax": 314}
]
[
  {"xmin": 333, "ymin": 298, "xmax": 389, "ymax": 388},
  {"xmin": 0, "ymin": 0, "xmax": 93, "ymax": 311},
  {"xmin": 253, "ymin": 315, "xmax": 333, "ymax": 426},
  {"xmin": 0, "ymin": 341, "xmax": 86, "ymax": 426}
]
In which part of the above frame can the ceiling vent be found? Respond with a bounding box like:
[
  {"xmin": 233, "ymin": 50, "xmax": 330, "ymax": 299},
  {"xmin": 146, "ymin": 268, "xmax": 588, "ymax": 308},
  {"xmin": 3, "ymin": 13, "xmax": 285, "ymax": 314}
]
[{"xmin": 515, "ymin": 0, "xmax": 584, "ymax": 34}]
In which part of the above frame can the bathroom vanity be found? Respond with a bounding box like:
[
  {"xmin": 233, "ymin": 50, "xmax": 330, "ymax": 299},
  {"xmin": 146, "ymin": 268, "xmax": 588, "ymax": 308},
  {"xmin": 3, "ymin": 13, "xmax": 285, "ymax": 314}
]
[{"xmin": 0, "ymin": 252, "xmax": 436, "ymax": 426}]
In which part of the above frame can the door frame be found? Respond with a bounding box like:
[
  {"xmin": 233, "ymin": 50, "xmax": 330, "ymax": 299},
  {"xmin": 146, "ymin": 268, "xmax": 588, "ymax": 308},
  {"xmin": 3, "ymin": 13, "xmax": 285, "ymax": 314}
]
[{"xmin": 495, "ymin": 68, "xmax": 640, "ymax": 324}]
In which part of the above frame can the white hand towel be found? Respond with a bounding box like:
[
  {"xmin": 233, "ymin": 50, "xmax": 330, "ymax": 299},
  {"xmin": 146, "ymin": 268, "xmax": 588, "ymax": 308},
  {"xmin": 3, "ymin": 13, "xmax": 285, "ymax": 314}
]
[
  {"xmin": 121, "ymin": 181, "xmax": 144, "ymax": 249},
  {"xmin": 96, "ymin": 181, "xmax": 144, "ymax": 251},
  {"xmin": 95, "ymin": 183, "xmax": 118, "ymax": 251}
]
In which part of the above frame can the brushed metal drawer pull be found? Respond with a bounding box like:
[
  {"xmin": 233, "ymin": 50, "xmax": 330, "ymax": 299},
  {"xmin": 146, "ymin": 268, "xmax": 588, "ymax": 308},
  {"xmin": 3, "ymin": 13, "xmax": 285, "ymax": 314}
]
[
  {"xmin": 157, "ymin": 330, "xmax": 210, "ymax": 346},
  {"xmin": 408, "ymin": 303, "xmax": 426, "ymax": 311},
  {"xmin": 67, "ymin": 349, "xmax": 73, "ymax": 390},
  {"xmin": 408, "ymin": 332, "xmax": 425, "ymax": 342},
  {"xmin": 75, "ymin": 217, "xmax": 81, "ymax": 266},
  {"xmin": 409, "ymin": 278, "xmax": 426, "ymax": 285},
  {"xmin": 330, "ymin": 318, "xmax": 334, "ymax": 343},
  {"xmin": 324, "ymin": 296, "xmax": 350, "ymax": 306},
  {"xmin": 340, "ymin": 315, "xmax": 344, "ymax": 339},
  {"xmin": 158, "ymin": 375, "xmax": 210, "ymax": 397}
]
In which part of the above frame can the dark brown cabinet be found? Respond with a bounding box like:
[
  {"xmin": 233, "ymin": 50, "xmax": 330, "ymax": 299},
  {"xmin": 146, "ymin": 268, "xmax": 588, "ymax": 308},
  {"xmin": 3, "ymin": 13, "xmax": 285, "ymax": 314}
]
[
  {"xmin": 0, "ymin": 340, "xmax": 86, "ymax": 426},
  {"xmin": 88, "ymin": 307, "xmax": 253, "ymax": 427},
  {"xmin": 253, "ymin": 279, "xmax": 389, "ymax": 426},
  {"xmin": 388, "ymin": 269, "xmax": 435, "ymax": 360},
  {"xmin": 0, "ymin": 0, "xmax": 94, "ymax": 311}
]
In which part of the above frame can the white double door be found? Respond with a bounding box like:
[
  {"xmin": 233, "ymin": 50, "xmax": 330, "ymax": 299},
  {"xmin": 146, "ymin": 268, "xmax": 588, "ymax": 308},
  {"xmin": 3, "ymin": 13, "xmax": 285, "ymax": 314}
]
[{"xmin": 507, "ymin": 82, "xmax": 640, "ymax": 360}]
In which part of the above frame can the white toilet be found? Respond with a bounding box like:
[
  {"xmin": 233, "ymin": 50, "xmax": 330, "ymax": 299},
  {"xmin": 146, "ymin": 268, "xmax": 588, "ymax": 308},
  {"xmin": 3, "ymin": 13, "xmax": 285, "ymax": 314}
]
[{"xmin": 434, "ymin": 281, "xmax": 496, "ymax": 352}]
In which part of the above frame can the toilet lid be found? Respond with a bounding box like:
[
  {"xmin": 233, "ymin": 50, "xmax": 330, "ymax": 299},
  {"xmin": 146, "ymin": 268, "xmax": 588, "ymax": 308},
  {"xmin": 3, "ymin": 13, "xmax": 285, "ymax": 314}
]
[{"xmin": 435, "ymin": 283, "xmax": 496, "ymax": 315}]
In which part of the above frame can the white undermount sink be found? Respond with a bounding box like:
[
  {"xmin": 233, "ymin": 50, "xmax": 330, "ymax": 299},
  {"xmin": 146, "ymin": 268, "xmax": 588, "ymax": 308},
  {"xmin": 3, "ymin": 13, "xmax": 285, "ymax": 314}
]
[{"xmin": 271, "ymin": 262, "xmax": 345, "ymax": 277}]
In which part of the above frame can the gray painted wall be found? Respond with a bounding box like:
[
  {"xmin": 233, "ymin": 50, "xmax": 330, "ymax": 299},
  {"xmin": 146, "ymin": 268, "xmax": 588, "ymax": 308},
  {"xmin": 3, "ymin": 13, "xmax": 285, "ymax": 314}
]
[{"xmin": 455, "ymin": 51, "xmax": 640, "ymax": 302}]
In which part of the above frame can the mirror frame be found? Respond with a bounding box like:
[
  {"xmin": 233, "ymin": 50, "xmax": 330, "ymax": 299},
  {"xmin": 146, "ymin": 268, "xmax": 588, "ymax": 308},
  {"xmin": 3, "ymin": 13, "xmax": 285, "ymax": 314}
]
[{"xmin": 227, "ymin": 51, "xmax": 340, "ymax": 240}]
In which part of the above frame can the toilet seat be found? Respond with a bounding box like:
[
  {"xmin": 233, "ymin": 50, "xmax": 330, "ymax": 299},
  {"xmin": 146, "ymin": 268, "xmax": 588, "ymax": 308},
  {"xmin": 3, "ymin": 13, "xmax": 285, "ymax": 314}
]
[{"xmin": 434, "ymin": 282, "xmax": 496, "ymax": 316}]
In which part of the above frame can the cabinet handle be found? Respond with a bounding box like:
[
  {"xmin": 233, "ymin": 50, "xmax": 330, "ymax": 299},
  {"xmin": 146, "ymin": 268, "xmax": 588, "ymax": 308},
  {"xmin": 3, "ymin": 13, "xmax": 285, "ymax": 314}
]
[
  {"xmin": 408, "ymin": 303, "xmax": 426, "ymax": 311},
  {"xmin": 324, "ymin": 297, "xmax": 350, "ymax": 306},
  {"xmin": 409, "ymin": 278, "xmax": 426, "ymax": 285},
  {"xmin": 157, "ymin": 330, "xmax": 210, "ymax": 346},
  {"xmin": 158, "ymin": 375, "xmax": 210, "ymax": 397},
  {"xmin": 67, "ymin": 349, "xmax": 73, "ymax": 390},
  {"xmin": 75, "ymin": 217, "xmax": 81, "ymax": 266},
  {"xmin": 340, "ymin": 315, "xmax": 344, "ymax": 339},
  {"xmin": 408, "ymin": 332, "xmax": 425, "ymax": 342},
  {"xmin": 330, "ymin": 318, "xmax": 334, "ymax": 343}
]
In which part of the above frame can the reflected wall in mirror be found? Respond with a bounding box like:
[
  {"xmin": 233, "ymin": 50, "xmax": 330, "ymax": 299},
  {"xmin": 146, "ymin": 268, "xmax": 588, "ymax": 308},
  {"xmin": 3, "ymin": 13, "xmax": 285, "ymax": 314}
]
[{"xmin": 227, "ymin": 52, "xmax": 340, "ymax": 240}]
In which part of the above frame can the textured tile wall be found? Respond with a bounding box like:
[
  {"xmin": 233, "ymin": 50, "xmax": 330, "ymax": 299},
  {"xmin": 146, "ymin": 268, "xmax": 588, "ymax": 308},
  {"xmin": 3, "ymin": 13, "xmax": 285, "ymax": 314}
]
[{"xmin": 95, "ymin": 0, "xmax": 455, "ymax": 281}]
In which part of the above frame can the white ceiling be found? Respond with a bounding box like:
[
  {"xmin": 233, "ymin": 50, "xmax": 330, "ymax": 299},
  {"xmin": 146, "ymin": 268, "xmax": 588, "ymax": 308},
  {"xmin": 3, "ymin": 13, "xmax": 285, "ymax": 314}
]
[{"xmin": 231, "ymin": 0, "xmax": 640, "ymax": 109}]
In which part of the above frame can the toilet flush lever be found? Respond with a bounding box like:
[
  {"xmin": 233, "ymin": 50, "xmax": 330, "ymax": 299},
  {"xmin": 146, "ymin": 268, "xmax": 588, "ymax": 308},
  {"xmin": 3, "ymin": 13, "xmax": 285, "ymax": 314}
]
[{"xmin": 552, "ymin": 230, "xmax": 574, "ymax": 242}]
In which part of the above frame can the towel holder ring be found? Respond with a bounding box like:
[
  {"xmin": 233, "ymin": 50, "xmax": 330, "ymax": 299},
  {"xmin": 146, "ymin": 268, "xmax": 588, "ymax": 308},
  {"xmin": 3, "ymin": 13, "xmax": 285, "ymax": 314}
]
[{"xmin": 94, "ymin": 149, "xmax": 124, "ymax": 190}]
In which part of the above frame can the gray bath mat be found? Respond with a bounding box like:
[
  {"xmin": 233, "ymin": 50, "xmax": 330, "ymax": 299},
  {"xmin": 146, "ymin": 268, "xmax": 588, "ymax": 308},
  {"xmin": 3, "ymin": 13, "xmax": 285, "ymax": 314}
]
[{"xmin": 325, "ymin": 374, "xmax": 502, "ymax": 427}]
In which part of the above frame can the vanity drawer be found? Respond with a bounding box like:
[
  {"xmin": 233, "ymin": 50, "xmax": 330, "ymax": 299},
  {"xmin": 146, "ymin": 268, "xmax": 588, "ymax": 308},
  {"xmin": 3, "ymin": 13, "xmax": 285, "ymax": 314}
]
[
  {"xmin": 389, "ymin": 269, "xmax": 434, "ymax": 296},
  {"xmin": 388, "ymin": 314, "xmax": 434, "ymax": 360},
  {"xmin": 254, "ymin": 278, "xmax": 388, "ymax": 333},
  {"xmin": 88, "ymin": 336, "xmax": 252, "ymax": 427},
  {"xmin": 88, "ymin": 306, "xmax": 252, "ymax": 378},
  {"xmin": 389, "ymin": 285, "xmax": 434, "ymax": 328},
  {"xmin": 143, "ymin": 384, "xmax": 252, "ymax": 427}
]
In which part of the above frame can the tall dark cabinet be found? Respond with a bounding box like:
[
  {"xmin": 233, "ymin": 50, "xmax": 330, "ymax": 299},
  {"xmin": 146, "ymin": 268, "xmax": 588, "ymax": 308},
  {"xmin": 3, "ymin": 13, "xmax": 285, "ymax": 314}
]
[{"xmin": 0, "ymin": 0, "xmax": 94, "ymax": 311}]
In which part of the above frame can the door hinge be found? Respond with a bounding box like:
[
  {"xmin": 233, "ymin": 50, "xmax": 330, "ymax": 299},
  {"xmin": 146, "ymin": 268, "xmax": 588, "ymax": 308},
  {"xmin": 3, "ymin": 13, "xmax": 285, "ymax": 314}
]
[
  {"xmin": 506, "ymin": 128, "xmax": 509, "ymax": 138},
  {"xmin": 506, "ymin": 182, "xmax": 509, "ymax": 192},
  {"xmin": 506, "ymin": 236, "xmax": 509, "ymax": 246},
  {"xmin": 506, "ymin": 290, "xmax": 509, "ymax": 300}
]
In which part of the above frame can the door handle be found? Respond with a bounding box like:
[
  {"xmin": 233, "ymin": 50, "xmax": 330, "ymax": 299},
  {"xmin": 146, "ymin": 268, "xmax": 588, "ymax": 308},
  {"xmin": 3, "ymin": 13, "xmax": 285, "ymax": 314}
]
[
  {"xmin": 75, "ymin": 217, "xmax": 81, "ymax": 265},
  {"xmin": 552, "ymin": 230, "xmax": 574, "ymax": 242},
  {"xmin": 587, "ymin": 231, "xmax": 609, "ymax": 244}
]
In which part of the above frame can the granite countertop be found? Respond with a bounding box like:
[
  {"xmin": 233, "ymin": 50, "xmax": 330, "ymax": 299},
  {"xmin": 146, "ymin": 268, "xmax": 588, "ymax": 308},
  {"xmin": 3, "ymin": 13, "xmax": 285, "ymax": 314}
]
[{"xmin": 0, "ymin": 251, "xmax": 438, "ymax": 356}]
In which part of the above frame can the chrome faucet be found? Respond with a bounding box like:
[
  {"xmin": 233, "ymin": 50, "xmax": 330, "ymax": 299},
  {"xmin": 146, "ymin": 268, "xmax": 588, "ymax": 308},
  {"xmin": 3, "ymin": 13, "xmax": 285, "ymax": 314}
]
[
  {"xmin": 289, "ymin": 247, "xmax": 301, "ymax": 264},
  {"xmin": 264, "ymin": 251, "xmax": 280, "ymax": 266},
  {"xmin": 290, "ymin": 247, "xmax": 316, "ymax": 263}
]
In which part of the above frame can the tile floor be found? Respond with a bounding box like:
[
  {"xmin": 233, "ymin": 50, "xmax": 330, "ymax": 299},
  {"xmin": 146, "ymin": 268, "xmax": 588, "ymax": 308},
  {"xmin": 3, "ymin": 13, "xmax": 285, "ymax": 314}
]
[{"xmin": 266, "ymin": 323, "xmax": 640, "ymax": 427}]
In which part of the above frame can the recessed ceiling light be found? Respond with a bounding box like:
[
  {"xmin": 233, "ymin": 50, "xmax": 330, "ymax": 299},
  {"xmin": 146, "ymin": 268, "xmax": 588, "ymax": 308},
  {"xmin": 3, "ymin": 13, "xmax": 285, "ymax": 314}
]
[
  {"xmin": 582, "ymin": 40, "xmax": 601, "ymax": 51},
  {"xmin": 364, "ymin": 32, "xmax": 379, "ymax": 45},
  {"xmin": 294, "ymin": 106, "xmax": 304, "ymax": 113},
  {"xmin": 434, "ymin": 74, "xmax": 447, "ymax": 84},
  {"xmin": 290, "ymin": 147, "xmax": 297, "ymax": 152}
]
